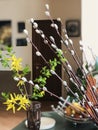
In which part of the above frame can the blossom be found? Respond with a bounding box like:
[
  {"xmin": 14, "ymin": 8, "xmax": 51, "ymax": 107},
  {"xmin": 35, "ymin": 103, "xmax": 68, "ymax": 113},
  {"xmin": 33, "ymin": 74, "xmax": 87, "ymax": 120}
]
[
  {"xmin": 17, "ymin": 95, "xmax": 30, "ymax": 111},
  {"xmin": 3, "ymin": 93, "xmax": 30, "ymax": 113},
  {"xmin": 9, "ymin": 55, "xmax": 23, "ymax": 72},
  {"xmin": 3, "ymin": 94, "xmax": 16, "ymax": 113},
  {"xmin": 40, "ymin": 91, "xmax": 45, "ymax": 96},
  {"xmin": 17, "ymin": 79, "xmax": 25, "ymax": 86},
  {"xmin": 14, "ymin": 75, "xmax": 25, "ymax": 87}
]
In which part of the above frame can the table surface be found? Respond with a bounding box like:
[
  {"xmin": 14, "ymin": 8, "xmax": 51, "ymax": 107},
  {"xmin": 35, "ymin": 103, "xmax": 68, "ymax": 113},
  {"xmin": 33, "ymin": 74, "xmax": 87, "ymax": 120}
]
[{"xmin": 12, "ymin": 111, "xmax": 98, "ymax": 130}]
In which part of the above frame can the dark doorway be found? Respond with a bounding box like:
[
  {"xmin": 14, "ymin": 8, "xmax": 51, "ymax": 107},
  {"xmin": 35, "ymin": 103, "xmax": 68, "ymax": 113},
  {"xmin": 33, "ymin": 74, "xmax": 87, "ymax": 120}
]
[{"xmin": 32, "ymin": 20, "xmax": 61, "ymax": 101}]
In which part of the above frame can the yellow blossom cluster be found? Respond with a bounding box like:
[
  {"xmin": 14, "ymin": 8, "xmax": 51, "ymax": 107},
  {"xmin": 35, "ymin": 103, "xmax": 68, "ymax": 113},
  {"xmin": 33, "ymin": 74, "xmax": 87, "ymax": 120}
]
[
  {"xmin": 3, "ymin": 93, "xmax": 30, "ymax": 113},
  {"xmin": 9, "ymin": 55, "xmax": 23, "ymax": 72}
]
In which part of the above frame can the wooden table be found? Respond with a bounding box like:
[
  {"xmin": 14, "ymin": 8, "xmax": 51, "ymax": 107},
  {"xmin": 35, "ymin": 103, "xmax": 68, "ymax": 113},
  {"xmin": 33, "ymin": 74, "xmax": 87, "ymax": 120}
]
[{"xmin": 12, "ymin": 111, "xmax": 97, "ymax": 130}]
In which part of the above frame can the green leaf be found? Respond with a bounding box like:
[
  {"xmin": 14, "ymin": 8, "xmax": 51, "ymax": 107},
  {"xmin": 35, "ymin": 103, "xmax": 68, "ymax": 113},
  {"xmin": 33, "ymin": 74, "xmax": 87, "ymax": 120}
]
[
  {"xmin": 34, "ymin": 76, "xmax": 47, "ymax": 87},
  {"xmin": 49, "ymin": 58, "xmax": 59, "ymax": 70},
  {"xmin": 1, "ymin": 58, "xmax": 9, "ymax": 68},
  {"xmin": 22, "ymin": 66, "xmax": 30, "ymax": 75},
  {"xmin": 1, "ymin": 92, "xmax": 10, "ymax": 100},
  {"xmin": 40, "ymin": 66, "xmax": 51, "ymax": 78},
  {"xmin": 56, "ymin": 50, "xmax": 66, "ymax": 62}
]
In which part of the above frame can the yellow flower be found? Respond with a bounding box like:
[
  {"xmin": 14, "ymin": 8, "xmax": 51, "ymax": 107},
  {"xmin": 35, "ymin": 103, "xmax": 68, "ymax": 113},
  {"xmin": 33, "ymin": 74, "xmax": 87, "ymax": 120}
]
[
  {"xmin": 17, "ymin": 95, "xmax": 30, "ymax": 111},
  {"xmin": 10, "ymin": 55, "xmax": 23, "ymax": 72},
  {"xmin": 40, "ymin": 91, "xmax": 45, "ymax": 96},
  {"xmin": 14, "ymin": 75, "xmax": 25, "ymax": 87},
  {"xmin": 3, "ymin": 93, "xmax": 17, "ymax": 113},
  {"xmin": 3, "ymin": 93, "xmax": 30, "ymax": 113},
  {"xmin": 6, "ymin": 102, "xmax": 15, "ymax": 113},
  {"xmin": 17, "ymin": 80, "xmax": 25, "ymax": 86}
]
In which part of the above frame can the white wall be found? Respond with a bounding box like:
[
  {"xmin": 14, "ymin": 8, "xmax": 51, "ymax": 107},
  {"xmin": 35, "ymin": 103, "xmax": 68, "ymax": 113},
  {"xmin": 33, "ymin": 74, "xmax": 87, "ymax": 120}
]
[{"xmin": 82, "ymin": 0, "xmax": 98, "ymax": 65}]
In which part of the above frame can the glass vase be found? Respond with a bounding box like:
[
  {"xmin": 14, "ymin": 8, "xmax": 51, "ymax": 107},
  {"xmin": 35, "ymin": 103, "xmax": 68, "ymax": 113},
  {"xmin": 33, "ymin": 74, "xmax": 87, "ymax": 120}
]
[{"xmin": 27, "ymin": 101, "xmax": 41, "ymax": 130}]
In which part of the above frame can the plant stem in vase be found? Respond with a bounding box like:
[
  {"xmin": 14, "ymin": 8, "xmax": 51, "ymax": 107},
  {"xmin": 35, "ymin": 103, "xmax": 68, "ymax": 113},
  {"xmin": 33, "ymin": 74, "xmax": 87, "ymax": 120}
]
[{"xmin": 27, "ymin": 101, "xmax": 41, "ymax": 130}]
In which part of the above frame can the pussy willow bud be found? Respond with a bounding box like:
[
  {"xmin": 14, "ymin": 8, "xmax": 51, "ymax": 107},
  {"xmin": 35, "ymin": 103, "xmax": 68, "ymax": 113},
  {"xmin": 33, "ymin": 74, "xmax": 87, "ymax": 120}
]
[
  {"xmin": 65, "ymin": 34, "xmax": 68, "ymax": 39},
  {"xmin": 43, "ymin": 87, "xmax": 47, "ymax": 91},
  {"xmin": 60, "ymin": 40, "xmax": 63, "ymax": 44},
  {"xmin": 34, "ymin": 84, "xmax": 40, "ymax": 90},
  {"xmin": 23, "ymin": 29, "xmax": 29, "ymax": 35},
  {"xmin": 51, "ymin": 44, "xmax": 57, "ymax": 49},
  {"xmin": 44, "ymin": 40, "xmax": 48, "ymax": 44},
  {"xmin": 63, "ymin": 81, "xmax": 67, "ymax": 86},
  {"xmin": 41, "ymin": 34, "xmax": 45, "ymax": 39},
  {"xmin": 79, "ymin": 40, "xmax": 83, "ymax": 46},
  {"xmin": 26, "ymin": 37, "xmax": 30, "ymax": 43},
  {"xmin": 51, "ymin": 23, "xmax": 54, "ymax": 28},
  {"xmin": 45, "ymin": 11, "xmax": 50, "ymax": 16},
  {"xmin": 67, "ymin": 64, "xmax": 72, "ymax": 70},
  {"xmin": 80, "ymin": 47, "xmax": 83, "ymax": 50},
  {"xmin": 50, "ymin": 36, "xmax": 55, "ymax": 43},
  {"xmin": 29, "ymin": 80, "xmax": 34, "ymax": 85},
  {"xmin": 30, "ymin": 18, "xmax": 34, "ymax": 23},
  {"xmin": 14, "ymin": 76, "xmax": 19, "ymax": 81},
  {"xmin": 81, "ymin": 86, "xmax": 84, "ymax": 91},
  {"xmin": 35, "ymin": 29, "xmax": 40, "ymax": 34},
  {"xmin": 33, "ymin": 22, "xmax": 38, "ymax": 29},
  {"xmin": 64, "ymin": 40, "xmax": 69, "ymax": 46},
  {"xmin": 54, "ymin": 24, "xmax": 58, "ymax": 30},
  {"xmin": 71, "ymin": 50, "xmax": 74, "ymax": 55},
  {"xmin": 21, "ymin": 77, "xmax": 27, "ymax": 82},
  {"xmin": 36, "ymin": 51, "xmax": 41, "ymax": 56},
  {"xmin": 57, "ymin": 17, "xmax": 61, "ymax": 21},
  {"xmin": 50, "ymin": 70, "xmax": 56, "ymax": 75},
  {"xmin": 45, "ymin": 4, "xmax": 49, "ymax": 10},
  {"xmin": 69, "ymin": 39, "xmax": 73, "ymax": 45},
  {"xmin": 75, "ymin": 92, "xmax": 79, "ymax": 97}
]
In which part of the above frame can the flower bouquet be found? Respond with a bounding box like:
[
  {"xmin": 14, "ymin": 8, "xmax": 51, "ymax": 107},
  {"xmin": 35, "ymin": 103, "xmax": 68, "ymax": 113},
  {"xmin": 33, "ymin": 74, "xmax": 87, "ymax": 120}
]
[
  {"xmin": 1, "ymin": 3, "xmax": 98, "ymax": 129},
  {"xmin": 24, "ymin": 4, "xmax": 98, "ymax": 127}
]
